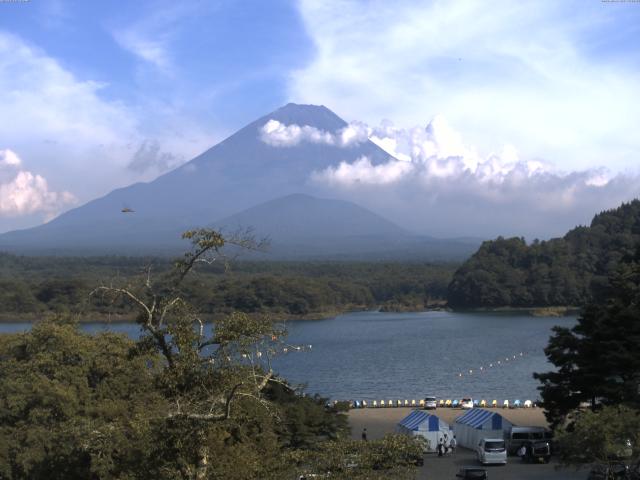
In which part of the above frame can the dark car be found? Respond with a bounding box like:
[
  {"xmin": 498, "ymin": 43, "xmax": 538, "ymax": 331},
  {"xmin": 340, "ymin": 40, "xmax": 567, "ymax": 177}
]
[
  {"xmin": 456, "ymin": 467, "xmax": 488, "ymax": 479},
  {"xmin": 519, "ymin": 440, "xmax": 551, "ymax": 464}
]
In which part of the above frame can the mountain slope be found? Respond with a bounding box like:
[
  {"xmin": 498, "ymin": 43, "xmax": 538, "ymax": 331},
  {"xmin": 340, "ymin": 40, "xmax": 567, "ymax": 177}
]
[
  {"xmin": 0, "ymin": 103, "xmax": 395, "ymax": 254},
  {"xmin": 216, "ymin": 193, "xmax": 406, "ymax": 240},
  {"xmin": 214, "ymin": 193, "xmax": 479, "ymax": 260}
]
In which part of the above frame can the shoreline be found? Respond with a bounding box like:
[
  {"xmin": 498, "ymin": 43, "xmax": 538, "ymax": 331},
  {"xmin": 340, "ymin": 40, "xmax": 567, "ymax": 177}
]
[{"xmin": 0, "ymin": 304, "xmax": 579, "ymax": 324}]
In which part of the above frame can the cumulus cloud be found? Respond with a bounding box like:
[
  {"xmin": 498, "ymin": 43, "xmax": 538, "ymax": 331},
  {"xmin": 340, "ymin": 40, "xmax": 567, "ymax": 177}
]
[
  {"xmin": 0, "ymin": 149, "xmax": 76, "ymax": 218},
  {"xmin": 314, "ymin": 155, "xmax": 414, "ymax": 185},
  {"xmin": 0, "ymin": 149, "xmax": 21, "ymax": 168},
  {"xmin": 307, "ymin": 115, "xmax": 640, "ymax": 238},
  {"xmin": 314, "ymin": 116, "xmax": 560, "ymax": 186},
  {"xmin": 260, "ymin": 119, "xmax": 368, "ymax": 147}
]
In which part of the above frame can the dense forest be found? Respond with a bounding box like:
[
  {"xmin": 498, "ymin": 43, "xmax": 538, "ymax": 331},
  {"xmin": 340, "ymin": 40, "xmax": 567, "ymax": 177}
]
[
  {"xmin": 447, "ymin": 200, "xmax": 640, "ymax": 308},
  {"xmin": 0, "ymin": 254, "xmax": 456, "ymax": 320}
]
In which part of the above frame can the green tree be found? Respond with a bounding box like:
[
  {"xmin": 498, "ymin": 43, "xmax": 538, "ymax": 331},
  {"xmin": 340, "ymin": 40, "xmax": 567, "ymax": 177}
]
[
  {"xmin": 0, "ymin": 319, "xmax": 165, "ymax": 480},
  {"xmin": 534, "ymin": 249, "xmax": 640, "ymax": 428},
  {"xmin": 91, "ymin": 229, "xmax": 424, "ymax": 479},
  {"xmin": 553, "ymin": 405, "xmax": 640, "ymax": 468}
]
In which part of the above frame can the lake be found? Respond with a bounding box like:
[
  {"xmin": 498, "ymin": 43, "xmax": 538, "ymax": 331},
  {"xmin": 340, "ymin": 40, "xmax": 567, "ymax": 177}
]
[{"xmin": 0, "ymin": 311, "xmax": 575, "ymax": 403}]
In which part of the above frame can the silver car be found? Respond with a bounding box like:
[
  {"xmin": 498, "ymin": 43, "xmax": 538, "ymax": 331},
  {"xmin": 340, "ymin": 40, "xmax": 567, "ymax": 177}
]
[{"xmin": 476, "ymin": 438, "xmax": 507, "ymax": 465}]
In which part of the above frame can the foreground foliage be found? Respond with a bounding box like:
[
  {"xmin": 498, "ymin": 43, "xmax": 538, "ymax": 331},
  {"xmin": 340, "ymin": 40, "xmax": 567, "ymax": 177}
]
[
  {"xmin": 0, "ymin": 230, "xmax": 424, "ymax": 479},
  {"xmin": 554, "ymin": 405, "xmax": 640, "ymax": 468}
]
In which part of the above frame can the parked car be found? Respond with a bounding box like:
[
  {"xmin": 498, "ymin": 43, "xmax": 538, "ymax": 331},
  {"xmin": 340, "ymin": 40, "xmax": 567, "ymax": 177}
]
[
  {"xmin": 461, "ymin": 397, "xmax": 474, "ymax": 409},
  {"xmin": 456, "ymin": 467, "xmax": 488, "ymax": 479},
  {"xmin": 504, "ymin": 426, "xmax": 552, "ymax": 455},
  {"xmin": 424, "ymin": 396, "xmax": 438, "ymax": 410},
  {"xmin": 518, "ymin": 440, "xmax": 551, "ymax": 463},
  {"xmin": 476, "ymin": 438, "xmax": 507, "ymax": 465}
]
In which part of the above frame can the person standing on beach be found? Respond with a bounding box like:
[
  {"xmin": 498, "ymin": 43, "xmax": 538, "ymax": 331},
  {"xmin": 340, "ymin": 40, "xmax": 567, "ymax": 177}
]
[
  {"xmin": 444, "ymin": 433, "xmax": 449, "ymax": 455},
  {"xmin": 450, "ymin": 435, "xmax": 457, "ymax": 456},
  {"xmin": 361, "ymin": 428, "xmax": 367, "ymax": 441},
  {"xmin": 437, "ymin": 437, "xmax": 444, "ymax": 457}
]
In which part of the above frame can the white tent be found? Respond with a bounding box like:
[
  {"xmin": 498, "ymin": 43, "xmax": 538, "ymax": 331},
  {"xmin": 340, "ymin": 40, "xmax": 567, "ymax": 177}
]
[
  {"xmin": 396, "ymin": 410, "xmax": 451, "ymax": 453},
  {"xmin": 453, "ymin": 408, "xmax": 513, "ymax": 450}
]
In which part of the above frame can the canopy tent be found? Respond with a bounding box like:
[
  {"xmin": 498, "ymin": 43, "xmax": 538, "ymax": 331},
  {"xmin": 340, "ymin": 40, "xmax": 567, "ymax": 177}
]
[
  {"xmin": 453, "ymin": 408, "xmax": 513, "ymax": 449},
  {"xmin": 396, "ymin": 410, "xmax": 451, "ymax": 452}
]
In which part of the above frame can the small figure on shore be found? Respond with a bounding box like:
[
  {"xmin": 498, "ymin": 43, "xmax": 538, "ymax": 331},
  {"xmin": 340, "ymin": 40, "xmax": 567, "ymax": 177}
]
[
  {"xmin": 437, "ymin": 437, "xmax": 444, "ymax": 457},
  {"xmin": 450, "ymin": 435, "xmax": 457, "ymax": 456},
  {"xmin": 361, "ymin": 428, "xmax": 367, "ymax": 441}
]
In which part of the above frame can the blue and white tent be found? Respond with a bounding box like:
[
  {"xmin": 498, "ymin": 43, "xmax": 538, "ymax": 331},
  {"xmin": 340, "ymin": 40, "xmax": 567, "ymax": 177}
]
[
  {"xmin": 396, "ymin": 410, "xmax": 451, "ymax": 452},
  {"xmin": 453, "ymin": 408, "xmax": 513, "ymax": 449}
]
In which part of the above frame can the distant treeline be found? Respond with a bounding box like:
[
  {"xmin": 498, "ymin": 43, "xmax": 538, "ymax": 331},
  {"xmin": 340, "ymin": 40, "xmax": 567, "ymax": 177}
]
[
  {"xmin": 447, "ymin": 200, "xmax": 640, "ymax": 308},
  {"xmin": 0, "ymin": 254, "xmax": 457, "ymax": 319}
]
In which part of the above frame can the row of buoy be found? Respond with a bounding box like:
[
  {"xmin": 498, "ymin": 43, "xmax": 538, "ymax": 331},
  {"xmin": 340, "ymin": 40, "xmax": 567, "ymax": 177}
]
[
  {"xmin": 457, "ymin": 352, "xmax": 527, "ymax": 378},
  {"xmin": 239, "ymin": 344, "xmax": 313, "ymax": 360},
  {"xmin": 350, "ymin": 399, "xmax": 540, "ymax": 409}
]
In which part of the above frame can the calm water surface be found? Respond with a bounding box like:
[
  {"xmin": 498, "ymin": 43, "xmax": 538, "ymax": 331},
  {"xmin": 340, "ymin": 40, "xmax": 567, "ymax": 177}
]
[{"xmin": 0, "ymin": 311, "xmax": 575, "ymax": 402}]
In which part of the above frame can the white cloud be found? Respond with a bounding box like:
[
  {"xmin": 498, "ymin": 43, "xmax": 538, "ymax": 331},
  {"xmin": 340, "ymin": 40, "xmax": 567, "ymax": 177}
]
[
  {"xmin": 0, "ymin": 150, "xmax": 75, "ymax": 218},
  {"xmin": 291, "ymin": 0, "xmax": 640, "ymax": 173},
  {"xmin": 308, "ymin": 114, "xmax": 640, "ymax": 238},
  {"xmin": 0, "ymin": 31, "xmax": 212, "ymax": 230},
  {"xmin": 260, "ymin": 119, "xmax": 369, "ymax": 147},
  {"xmin": 0, "ymin": 149, "xmax": 22, "ymax": 168},
  {"xmin": 113, "ymin": 29, "xmax": 171, "ymax": 71},
  {"xmin": 127, "ymin": 140, "xmax": 182, "ymax": 174},
  {"xmin": 313, "ymin": 155, "xmax": 414, "ymax": 185},
  {"xmin": 260, "ymin": 119, "xmax": 336, "ymax": 147}
]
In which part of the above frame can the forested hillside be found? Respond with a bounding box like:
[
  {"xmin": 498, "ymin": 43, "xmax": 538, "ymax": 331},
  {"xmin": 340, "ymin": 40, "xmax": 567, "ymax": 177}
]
[
  {"xmin": 0, "ymin": 255, "xmax": 455, "ymax": 320},
  {"xmin": 447, "ymin": 200, "xmax": 640, "ymax": 308}
]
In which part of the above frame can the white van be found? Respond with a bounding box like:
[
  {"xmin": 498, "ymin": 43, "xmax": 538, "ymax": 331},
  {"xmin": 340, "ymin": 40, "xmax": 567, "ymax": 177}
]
[
  {"xmin": 460, "ymin": 397, "xmax": 474, "ymax": 409},
  {"xmin": 476, "ymin": 438, "xmax": 507, "ymax": 465}
]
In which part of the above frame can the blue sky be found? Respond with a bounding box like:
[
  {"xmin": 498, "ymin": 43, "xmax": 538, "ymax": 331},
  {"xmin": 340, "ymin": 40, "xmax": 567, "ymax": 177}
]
[{"xmin": 0, "ymin": 0, "xmax": 639, "ymax": 233}]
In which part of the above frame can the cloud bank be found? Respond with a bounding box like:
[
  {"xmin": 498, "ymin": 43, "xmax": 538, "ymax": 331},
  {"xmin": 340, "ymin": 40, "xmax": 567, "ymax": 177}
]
[
  {"xmin": 0, "ymin": 149, "xmax": 76, "ymax": 218},
  {"xmin": 262, "ymin": 116, "xmax": 640, "ymax": 238}
]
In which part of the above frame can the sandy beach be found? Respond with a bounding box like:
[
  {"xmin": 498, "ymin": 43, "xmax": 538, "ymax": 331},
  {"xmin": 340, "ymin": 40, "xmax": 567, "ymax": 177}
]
[{"xmin": 348, "ymin": 406, "xmax": 548, "ymax": 440}]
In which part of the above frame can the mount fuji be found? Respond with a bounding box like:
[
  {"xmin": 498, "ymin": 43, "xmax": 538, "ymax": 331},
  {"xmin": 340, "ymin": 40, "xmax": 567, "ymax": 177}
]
[{"xmin": 0, "ymin": 104, "xmax": 480, "ymax": 259}]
